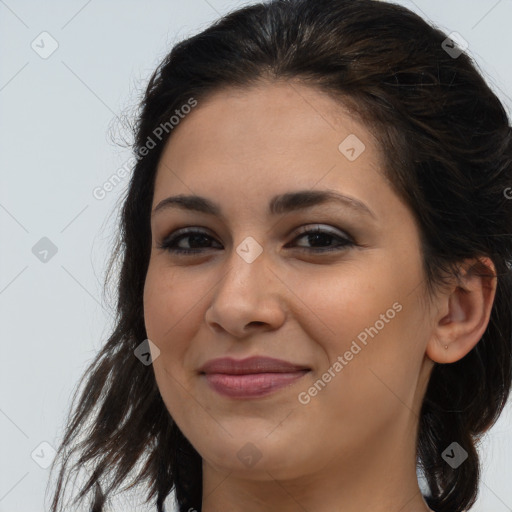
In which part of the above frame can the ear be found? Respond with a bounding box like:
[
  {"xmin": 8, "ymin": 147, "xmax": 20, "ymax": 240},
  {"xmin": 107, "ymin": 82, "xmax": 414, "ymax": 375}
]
[{"xmin": 426, "ymin": 257, "xmax": 497, "ymax": 364}]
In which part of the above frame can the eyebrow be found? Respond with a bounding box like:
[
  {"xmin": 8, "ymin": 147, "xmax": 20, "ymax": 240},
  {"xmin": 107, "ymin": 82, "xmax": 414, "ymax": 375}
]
[{"xmin": 151, "ymin": 189, "xmax": 376, "ymax": 220}]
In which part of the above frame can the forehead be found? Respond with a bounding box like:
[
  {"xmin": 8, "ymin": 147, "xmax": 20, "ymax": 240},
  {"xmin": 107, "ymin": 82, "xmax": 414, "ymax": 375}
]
[
  {"xmin": 157, "ymin": 82, "xmax": 380, "ymax": 171},
  {"xmin": 151, "ymin": 81, "xmax": 399, "ymax": 225},
  {"xmin": 162, "ymin": 81, "xmax": 374, "ymax": 156}
]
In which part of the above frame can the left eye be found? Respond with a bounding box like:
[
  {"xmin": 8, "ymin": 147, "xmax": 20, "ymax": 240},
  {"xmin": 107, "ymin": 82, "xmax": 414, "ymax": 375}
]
[
  {"xmin": 289, "ymin": 226, "xmax": 354, "ymax": 252},
  {"xmin": 158, "ymin": 226, "xmax": 355, "ymax": 255}
]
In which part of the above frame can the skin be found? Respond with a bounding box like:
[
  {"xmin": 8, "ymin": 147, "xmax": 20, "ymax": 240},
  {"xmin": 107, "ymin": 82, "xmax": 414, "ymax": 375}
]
[{"xmin": 143, "ymin": 81, "xmax": 496, "ymax": 512}]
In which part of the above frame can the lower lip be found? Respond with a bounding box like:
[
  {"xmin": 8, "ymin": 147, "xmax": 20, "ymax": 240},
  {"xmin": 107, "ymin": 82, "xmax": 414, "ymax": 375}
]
[{"xmin": 203, "ymin": 371, "xmax": 309, "ymax": 398}]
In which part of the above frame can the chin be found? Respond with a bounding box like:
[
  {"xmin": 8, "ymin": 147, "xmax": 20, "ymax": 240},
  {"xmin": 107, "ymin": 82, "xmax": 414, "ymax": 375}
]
[{"xmin": 195, "ymin": 429, "xmax": 314, "ymax": 481}]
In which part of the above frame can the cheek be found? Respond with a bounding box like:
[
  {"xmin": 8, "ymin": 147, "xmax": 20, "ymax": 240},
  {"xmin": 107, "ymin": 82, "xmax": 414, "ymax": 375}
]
[
  {"xmin": 143, "ymin": 262, "xmax": 198, "ymax": 419},
  {"xmin": 143, "ymin": 264, "xmax": 169, "ymax": 343},
  {"xmin": 143, "ymin": 259, "xmax": 212, "ymax": 378},
  {"xmin": 288, "ymin": 256, "xmax": 426, "ymax": 403},
  {"xmin": 143, "ymin": 263, "xmax": 187, "ymax": 381},
  {"xmin": 280, "ymin": 257, "xmax": 406, "ymax": 351},
  {"xmin": 143, "ymin": 261, "xmax": 198, "ymax": 341}
]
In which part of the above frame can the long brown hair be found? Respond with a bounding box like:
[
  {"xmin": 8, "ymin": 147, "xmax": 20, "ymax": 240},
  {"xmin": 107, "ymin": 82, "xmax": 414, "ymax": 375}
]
[{"xmin": 48, "ymin": 1, "xmax": 512, "ymax": 511}]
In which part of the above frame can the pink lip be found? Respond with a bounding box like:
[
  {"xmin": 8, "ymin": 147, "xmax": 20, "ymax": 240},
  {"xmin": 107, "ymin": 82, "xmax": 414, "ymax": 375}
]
[{"xmin": 199, "ymin": 356, "xmax": 310, "ymax": 399}]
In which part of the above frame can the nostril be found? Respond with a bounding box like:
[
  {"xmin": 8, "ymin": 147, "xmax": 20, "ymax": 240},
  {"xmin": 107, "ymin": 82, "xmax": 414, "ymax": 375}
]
[{"xmin": 248, "ymin": 321, "xmax": 265, "ymax": 327}]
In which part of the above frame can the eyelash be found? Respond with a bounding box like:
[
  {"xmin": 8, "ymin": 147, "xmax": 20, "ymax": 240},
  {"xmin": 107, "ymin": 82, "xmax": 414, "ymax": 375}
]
[{"xmin": 157, "ymin": 225, "xmax": 355, "ymax": 255}]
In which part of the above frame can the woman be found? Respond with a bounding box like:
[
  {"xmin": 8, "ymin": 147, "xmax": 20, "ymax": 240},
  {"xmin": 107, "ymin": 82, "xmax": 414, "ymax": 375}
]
[{"xmin": 47, "ymin": 0, "xmax": 512, "ymax": 511}]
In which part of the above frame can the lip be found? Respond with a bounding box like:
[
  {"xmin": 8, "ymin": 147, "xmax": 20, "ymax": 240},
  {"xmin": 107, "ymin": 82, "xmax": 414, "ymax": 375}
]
[{"xmin": 199, "ymin": 356, "xmax": 311, "ymax": 399}]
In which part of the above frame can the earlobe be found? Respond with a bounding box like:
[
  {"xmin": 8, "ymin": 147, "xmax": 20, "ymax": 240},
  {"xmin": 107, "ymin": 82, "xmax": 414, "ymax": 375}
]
[{"xmin": 425, "ymin": 257, "xmax": 497, "ymax": 365}]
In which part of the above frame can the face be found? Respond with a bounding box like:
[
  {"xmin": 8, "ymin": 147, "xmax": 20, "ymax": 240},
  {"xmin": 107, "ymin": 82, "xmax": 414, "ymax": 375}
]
[{"xmin": 143, "ymin": 81, "xmax": 436, "ymax": 481}]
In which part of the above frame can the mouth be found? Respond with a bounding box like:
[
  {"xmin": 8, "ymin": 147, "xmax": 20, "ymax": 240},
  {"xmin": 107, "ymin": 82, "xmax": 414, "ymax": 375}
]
[{"xmin": 198, "ymin": 356, "xmax": 311, "ymax": 399}]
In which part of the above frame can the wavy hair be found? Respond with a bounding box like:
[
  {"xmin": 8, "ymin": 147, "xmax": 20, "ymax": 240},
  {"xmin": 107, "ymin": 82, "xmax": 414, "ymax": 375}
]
[{"xmin": 48, "ymin": 1, "xmax": 512, "ymax": 511}]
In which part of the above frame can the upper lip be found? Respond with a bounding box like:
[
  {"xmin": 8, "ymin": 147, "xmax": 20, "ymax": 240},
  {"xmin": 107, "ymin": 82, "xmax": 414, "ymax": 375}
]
[{"xmin": 199, "ymin": 356, "xmax": 310, "ymax": 375}]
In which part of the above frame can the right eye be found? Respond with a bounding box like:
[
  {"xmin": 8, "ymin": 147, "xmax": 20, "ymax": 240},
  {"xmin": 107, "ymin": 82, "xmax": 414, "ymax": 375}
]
[{"xmin": 158, "ymin": 228, "xmax": 221, "ymax": 255}]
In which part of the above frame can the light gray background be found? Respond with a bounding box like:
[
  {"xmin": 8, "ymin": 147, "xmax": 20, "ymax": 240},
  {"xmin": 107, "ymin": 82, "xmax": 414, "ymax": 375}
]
[{"xmin": 1, "ymin": 1, "xmax": 511, "ymax": 511}]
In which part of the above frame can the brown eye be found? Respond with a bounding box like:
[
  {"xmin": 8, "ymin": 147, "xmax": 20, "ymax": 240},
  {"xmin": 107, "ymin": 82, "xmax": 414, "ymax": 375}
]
[
  {"xmin": 158, "ymin": 225, "xmax": 355, "ymax": 255},
  {"xmin": 287, "ymin": 225, "xmax": 355, "ymax": 253},
  {"xmin": 159, "ymin": 229, "xmax": 221, "ymax": 255}
]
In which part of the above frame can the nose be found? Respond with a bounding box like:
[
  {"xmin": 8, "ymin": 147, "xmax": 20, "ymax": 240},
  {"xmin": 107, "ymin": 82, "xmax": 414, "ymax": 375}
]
[{"xmin": 204, "ymin": 243, "xmax": 287, "ymax": 339}]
